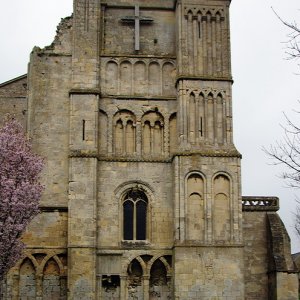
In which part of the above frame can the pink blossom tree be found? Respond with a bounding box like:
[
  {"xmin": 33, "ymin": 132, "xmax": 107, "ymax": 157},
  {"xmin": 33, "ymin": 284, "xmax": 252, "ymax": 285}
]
[{"xmin": 0, "ymin": 118, "xmax": 44, "ymax": 280}]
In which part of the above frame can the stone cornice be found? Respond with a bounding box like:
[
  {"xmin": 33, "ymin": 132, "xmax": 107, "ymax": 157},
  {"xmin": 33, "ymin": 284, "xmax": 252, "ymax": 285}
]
[
  {"xmin": 69, "ymin": 149, "xmax": 241, "ymax": 161},
  {"xmin": 101, "ymin": 94, "xmax": 176, "ymax": 101},
  {"xmin": 176, "ymin": 75, "xmax": 233, "ymax": 85},
  {"xmin": 101, "ymin": 54, "xmax": 176, "ymax": 59},
  {"xmin": 173, "ymin": 148, "xmax": 242, "ymax": 158},
  {"xmin": 69, "ymin": 151, "xmax": 172, "ymax": 163}
]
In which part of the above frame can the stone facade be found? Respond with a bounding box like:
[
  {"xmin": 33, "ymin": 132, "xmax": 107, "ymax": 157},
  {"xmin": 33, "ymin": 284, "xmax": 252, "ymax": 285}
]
[{"xmin": 0, "ymin": 0, "xmax": 299, "ymax": 299}]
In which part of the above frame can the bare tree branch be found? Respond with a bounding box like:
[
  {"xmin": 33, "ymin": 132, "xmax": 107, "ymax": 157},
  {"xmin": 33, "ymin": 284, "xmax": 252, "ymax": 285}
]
[
  {"xmin": 272, "ymin": 7, "xmax": 300, "ymax": 62},
  {"xmin": 263, "ymin": 108, "xmax": 300, "ymax": 236}
]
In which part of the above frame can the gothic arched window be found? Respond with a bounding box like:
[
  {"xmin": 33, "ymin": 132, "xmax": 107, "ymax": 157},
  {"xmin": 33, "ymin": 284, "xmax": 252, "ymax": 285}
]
[{"xmin": 123, "ymin": 189, "xmax": 148, "ymax": 240}]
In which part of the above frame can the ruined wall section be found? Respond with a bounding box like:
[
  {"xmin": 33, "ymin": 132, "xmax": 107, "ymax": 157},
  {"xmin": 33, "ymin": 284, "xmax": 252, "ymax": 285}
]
[
  {"xmin": 45, "ymin": 16, "xmax": 73, "ymax": 55},
  {"xmin": 1, "ymin": 16, "xmax": 73, "ymax": 299},
  {"xmin": 27, "ymin": 13, "xmax": 73, "ymax": 207},
  {"xmin": 27, "ymin": 52, "xmax": 72, "ymax": 207},
  {"xmin": 267, "ymin": 211, "xmax": 299, "ymax": 300}
]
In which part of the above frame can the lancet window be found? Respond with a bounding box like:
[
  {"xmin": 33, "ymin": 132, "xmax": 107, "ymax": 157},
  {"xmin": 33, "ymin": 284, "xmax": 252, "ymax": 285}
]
[{"xmin": 123, "ymin": 189, "xmax": 148, "ymax": 241}]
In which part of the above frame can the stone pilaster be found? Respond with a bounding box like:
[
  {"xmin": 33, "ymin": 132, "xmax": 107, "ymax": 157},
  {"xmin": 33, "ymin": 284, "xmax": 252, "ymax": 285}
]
[
  {"xmin": 68, "ymin": 157, "xmax": 97, "ymax": 299},
  {"xmin": 72, "ymin": 0, "xmax": 100, "ymax": 90},
  {"xmin": 68, "ymin": 1, "xmax": 100, "ymax": 298}
]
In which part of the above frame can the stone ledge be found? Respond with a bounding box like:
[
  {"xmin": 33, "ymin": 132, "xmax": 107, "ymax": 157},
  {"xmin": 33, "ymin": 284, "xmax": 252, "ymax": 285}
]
[
  {"xmin": 69, "ymin": 150, "xmax": 241, "ymax": 161},
  {"xmin": 176, "ymin": 75, "xmax": 234, "ymax": 84},
  {"xmin": 174, "ymin": 241, "xmax": 244, "ymax": 248},
  {"xmin": 101, "ymin": 94, "xmax": 176, "ymax": 101},
  {"xmin": 23, "ymin": 247, "xmax": 67, "ymax": 250},
  {"xmin": 173, "ymin": 149, "xmax": 242, "ymax": 158},
  {"xmin": 40, "ymin": 206, "xmax": 68, "ymax": 212},
  {"xmin": 101, "ymin": 54, "xmax": 176, "ymax": 59},
  {"xmin": 69, "ymin": 88, "xmax": 101, "ymax": 95}
]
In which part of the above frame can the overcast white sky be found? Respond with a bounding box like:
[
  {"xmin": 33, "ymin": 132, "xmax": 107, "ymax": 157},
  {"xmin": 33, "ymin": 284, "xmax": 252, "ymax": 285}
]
[{"xmin": 0, "ymin": 0, "xmax": 299, "ymax": 252}]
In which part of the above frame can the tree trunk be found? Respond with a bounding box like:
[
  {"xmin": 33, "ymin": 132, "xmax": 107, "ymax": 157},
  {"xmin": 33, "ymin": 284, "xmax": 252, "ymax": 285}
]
[{"xmin": 0, "ymin": 276, "xmax": 6, "ymax": 299}]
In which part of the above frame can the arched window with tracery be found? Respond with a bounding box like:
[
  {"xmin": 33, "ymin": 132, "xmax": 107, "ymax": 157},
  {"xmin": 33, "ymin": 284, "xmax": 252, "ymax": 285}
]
[{"xmin": 123, "ymin": 189, "xmax": 148, "ymax": 241}]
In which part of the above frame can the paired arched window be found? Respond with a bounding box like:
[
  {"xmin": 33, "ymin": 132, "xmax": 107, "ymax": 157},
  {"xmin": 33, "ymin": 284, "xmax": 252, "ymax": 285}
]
[{"xmin": 123, "ymin": 189, "xmax": 148, "ymax": 240}]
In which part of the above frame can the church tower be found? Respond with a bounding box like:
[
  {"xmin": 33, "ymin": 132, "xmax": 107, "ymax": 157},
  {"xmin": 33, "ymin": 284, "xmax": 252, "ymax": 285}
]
[
  {"xmin": 31, "ymin": 0, "xmax": 244, "ymax": 298},
  {"xmin": 1, "ymin": 0, "xmax": 298, "ymax": 299}
]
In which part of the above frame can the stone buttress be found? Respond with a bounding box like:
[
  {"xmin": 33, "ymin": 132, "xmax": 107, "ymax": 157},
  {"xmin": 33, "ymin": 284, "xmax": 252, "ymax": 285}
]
[
  {"xmin": 173, "ymin": 0, "xmax": 244, "ymax": 298},
  {"xmin": 68, "ymin": 0, "xmax": 100, "ymax": 298}
]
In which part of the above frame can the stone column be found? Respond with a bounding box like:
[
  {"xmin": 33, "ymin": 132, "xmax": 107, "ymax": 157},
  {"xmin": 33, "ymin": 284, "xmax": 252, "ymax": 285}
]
[
  {"xmin": 120, "ymin": 276, "xmax": 127, "ymax": 300},
  {"xmin": 36, "ymin": 274, "xmax": 43, "ymax": 300},
  {"xmin": 143, "ymin": 275, "xmax": 150, "ymax": 300},
  {"xmin": 11, "ymin": 275, "xmax": 19, "ymax": 300}
]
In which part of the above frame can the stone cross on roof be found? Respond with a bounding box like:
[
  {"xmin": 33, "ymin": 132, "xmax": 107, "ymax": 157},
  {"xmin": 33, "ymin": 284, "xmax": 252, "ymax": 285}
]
[{"xmin": 121, "ymin": 5, "xmax": 153, "ymax": 51}]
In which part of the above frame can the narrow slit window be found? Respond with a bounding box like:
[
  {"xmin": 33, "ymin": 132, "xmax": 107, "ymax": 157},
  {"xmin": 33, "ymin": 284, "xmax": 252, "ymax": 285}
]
[
  {"xmin": 198, "ymin": 21, "xmax": 201, "ymax": 39},
  {"xmin": 200, "ymin": 117, "xmax": 203, "ymax": 137},
  {"xmin": 82, "ymin": 119, "xmax": 86, "ymax": 141}
]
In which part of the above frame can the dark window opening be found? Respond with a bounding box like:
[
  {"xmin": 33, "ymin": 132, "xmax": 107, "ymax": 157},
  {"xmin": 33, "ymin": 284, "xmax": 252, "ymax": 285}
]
[
  {"xmin": 123, "ymin": 201, "xmax": 134, "ymax": 240},
  {"xmin": 136, "ymin": 201, "xmax": 147, "ymax": 240},
  {"xmin": 82, "ymin": 119, "xmax": 86, "ymax": 141},
  {"xmin": 102, "ymin": 275, "xmax": 120, "ymax": 291},
  {"xmin": 123, "ymin": 189, "xmax": 148, "ymax": 241},
  {"xmin": 200, "ymin": 117, "xmax": 203, "ymax": 137}
]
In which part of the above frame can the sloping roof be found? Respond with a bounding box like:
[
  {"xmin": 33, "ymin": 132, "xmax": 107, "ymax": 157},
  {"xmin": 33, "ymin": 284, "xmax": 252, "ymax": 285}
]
[{"xmin": 0, "ymin": 74, "xmax": 27, "ymax": 88}]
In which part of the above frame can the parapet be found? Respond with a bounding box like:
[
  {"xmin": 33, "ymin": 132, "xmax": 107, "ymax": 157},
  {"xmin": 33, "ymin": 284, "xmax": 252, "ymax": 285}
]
[{"xmin": 242, "ymin": 196, "xmax": 279, "ymax": 212}]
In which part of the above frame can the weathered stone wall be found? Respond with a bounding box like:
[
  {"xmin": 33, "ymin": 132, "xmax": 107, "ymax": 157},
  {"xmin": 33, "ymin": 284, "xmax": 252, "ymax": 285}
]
[
  {"xmin": 173, "ymin": 246, "xmax": 244, "ymax": 299},
  {"xmin": 0, "ymin": 75, "xmax": 27, "ymax": 129},
  {"xmin": 97, "ymin": 161, "xmax": 173, "ymax": 248},
  {"xmin": 27, "ymin": 52, "xmax": 72, "ymax": 208},
  {"xmin": 243, "ymin": 211, "xmax": 269, "ymax": 299},
  {"xmin": 102, "ymin": 6, "xmax": 175, "ymax": 56},
  {"xmin": 173, "ymin": 155, "xmax": 242, "ymax": 243},
  {"xmin": 276, "ymin": 272, "xmax": 299, "ymax": 300},
  {"xmin": 292, "ymin": 253, "xmax": 300, "ymax": 298},
  {"xmin": 4, "ymin": 251, "xmax": 67, "ymax": 299},
  {"xmin": 22, "ymin": 211, "xmax": 68, "ymax": 248}
]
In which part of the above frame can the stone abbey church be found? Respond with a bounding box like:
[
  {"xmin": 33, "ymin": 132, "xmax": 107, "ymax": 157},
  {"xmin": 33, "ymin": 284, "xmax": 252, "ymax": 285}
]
[{"xmin": 0, "ymin": 0, "xmax": 299, "ymax": 299}]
